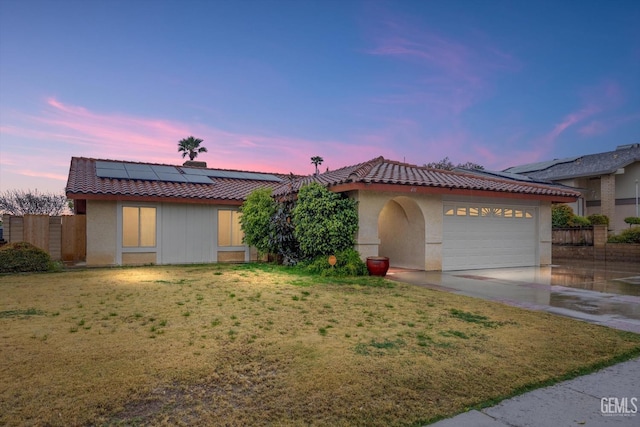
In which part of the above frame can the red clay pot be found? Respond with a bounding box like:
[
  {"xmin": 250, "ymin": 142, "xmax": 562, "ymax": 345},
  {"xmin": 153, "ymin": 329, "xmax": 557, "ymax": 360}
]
[{"xmin": 366, "ymin": 256, "xmax": 390, "ymax": 277}]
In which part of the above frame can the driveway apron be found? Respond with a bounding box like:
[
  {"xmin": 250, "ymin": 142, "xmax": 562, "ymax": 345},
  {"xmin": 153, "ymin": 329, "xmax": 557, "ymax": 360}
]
[{"xmin": 387, "ymin": 261, "xmax": 640, "ymax": 334}]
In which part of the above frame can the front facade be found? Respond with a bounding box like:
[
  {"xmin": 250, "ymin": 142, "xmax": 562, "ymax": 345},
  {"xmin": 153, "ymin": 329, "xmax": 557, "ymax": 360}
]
[
  {"xmin": 84, "ymin": 200, "xmax": 252, "ymax": 266},
  {"xmin": 504, "ymin": 144, "xmax": 640, "ymax": 234},
  {"xmin": 273, "ymin": 157, "xmax": 576, "ymax": 271},
  {"xmin": 67, "ymin": 156, "xmax": 578, "ymax": 271},
  {"xmin": 66, "ymin": 157, "xmax": 288, "ymax": 266}
]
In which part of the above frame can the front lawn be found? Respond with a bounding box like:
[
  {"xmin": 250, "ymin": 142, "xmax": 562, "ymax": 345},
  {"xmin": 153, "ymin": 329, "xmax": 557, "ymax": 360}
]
[{"xmin": 1, "ymin": 264, "xmax": 639, "ymax": 426}]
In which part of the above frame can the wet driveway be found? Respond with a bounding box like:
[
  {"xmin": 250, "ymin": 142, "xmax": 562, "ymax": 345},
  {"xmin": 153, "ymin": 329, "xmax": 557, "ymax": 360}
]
[{"xmin": 387, "ymin": 261, "xmax": 640, "ymax": 333}]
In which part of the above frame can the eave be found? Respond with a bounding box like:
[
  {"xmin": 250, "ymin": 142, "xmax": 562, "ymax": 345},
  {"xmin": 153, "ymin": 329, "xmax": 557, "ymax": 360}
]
[
  {"xmin": 66, "ymin": 192, "xmax": 244, "ymax": 206},
  {"xmin": 328, "ymin": 182, "xmax": 579, "ymax": 203}
]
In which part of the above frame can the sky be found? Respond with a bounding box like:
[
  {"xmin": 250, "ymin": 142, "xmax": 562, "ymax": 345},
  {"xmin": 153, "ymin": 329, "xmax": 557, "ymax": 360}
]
[{"xmin": 1, "ymin": 0, "xmax": 639, "ymax": 194}]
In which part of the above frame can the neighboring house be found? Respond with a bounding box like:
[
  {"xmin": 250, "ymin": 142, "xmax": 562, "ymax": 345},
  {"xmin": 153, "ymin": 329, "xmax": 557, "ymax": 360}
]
[
  {"xmin": 504, "ymin": 144, "xmax": 640, "ymax": 234},
  {"xmin": 66, "ymin": 156, "xmax": 578, "ymax": 271}
]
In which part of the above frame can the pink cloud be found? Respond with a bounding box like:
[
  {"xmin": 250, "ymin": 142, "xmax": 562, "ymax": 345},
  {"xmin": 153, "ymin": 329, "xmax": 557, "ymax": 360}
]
[
  {"xmin": 1, "ymin": 98, "xmax": 402, "ymax": 192},
  {"xmin": 579, "ymin": 112, "xmax": 640, "ymax": 136}
]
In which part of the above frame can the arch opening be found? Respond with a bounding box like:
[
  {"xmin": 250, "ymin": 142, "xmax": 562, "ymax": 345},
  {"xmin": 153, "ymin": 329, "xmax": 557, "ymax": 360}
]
[{"xmin": 377, "ymin": 196, "xmax": 425, "ymax": 270}]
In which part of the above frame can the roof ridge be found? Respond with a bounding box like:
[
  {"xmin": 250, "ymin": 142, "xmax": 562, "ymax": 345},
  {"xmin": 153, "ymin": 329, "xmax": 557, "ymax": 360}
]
[
  {"xmin": 347, "ymin": 156, "xmax": 385, "ymax": 180},
  {"xmin": 74, "ymin": 156, "xmax": 292, "ymax": 178}
]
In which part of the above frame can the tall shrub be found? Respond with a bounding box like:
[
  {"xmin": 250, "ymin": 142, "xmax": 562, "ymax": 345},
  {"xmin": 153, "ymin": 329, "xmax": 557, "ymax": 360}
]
[
  {"xmin": 239, "ymin": 188, "xmax": 277, "ymax": 255},
  {"xmin": 552, "ymin": 204, "xmax": 575, "ymax": 228},
  {"xmin": 292, "ymin": 183, "xmax": 358, "ymax": 259}
]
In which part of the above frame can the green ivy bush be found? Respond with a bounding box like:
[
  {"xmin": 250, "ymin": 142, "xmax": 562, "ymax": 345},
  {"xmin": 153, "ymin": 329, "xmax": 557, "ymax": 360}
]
[
  {"xmin": 587, "ymin": 214, "xmax": 609, "ymax": 226},
  {"xmin": 239, "ymin": 188, "xmax": 278, "ymax": 255},
  {"xmin": 0, "ymin": 242, "xmax": 51, "ymax": 273},
  {"xmin": 608, "ymin": 227, "xmax": 640, "ymax": 244},
  {"xmin": 292, "ymin": 183, "xmax": 359, "ymax": 259},
  {"xmin": 569, "ymin": 216, "xmax": 591, "ymax": 227},
  {"xmin": 299, "ymin": 248, "xmax": 368, "ymax": 276}
]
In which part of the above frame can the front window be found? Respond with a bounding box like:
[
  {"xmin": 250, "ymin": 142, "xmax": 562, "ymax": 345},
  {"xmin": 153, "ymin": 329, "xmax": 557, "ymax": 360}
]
[
  {"xmin": 123, "ymin": 207, "xmax": 156, "ymax": 247},
  {"xmin": 218, "ymin": 210, "xmax": 244, "ymax": 246}
]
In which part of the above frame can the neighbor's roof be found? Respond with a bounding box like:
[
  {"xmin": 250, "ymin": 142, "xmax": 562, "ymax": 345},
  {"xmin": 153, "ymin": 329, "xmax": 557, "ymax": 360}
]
[
  {"xmin": 272, "ymin": 156, "xmax": 580, "ymax": 200},
  {"xmin": 503, "ymin": 144, "xmax": 640, "ymax": 181},
  {"xmin": 66, "ymin": 157, "xmax": 291, "ymax": 204}
]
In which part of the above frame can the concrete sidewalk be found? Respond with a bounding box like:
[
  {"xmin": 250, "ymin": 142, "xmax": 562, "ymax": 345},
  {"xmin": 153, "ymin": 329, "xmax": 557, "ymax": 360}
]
[{"xmin": 428, "ymin": 356, "xmax": 640, "ymax": 426}]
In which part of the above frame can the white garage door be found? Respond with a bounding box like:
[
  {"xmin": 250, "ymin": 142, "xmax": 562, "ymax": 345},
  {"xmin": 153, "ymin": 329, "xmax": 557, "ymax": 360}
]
[{"xmin": 442, "ymin": 204, "xmax": 537, "ymax": 271}]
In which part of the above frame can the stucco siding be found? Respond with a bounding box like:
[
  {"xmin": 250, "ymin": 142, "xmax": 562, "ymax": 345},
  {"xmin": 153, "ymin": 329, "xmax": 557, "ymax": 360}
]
[
  {"xmin": 122, "ymin": 252, "xmax": 157, "ymax": 265},
  {"xmin": 352, "ymin": 190, "xmax": 443, "ymax": 270},
  {"xmin": 539, "ymin": 201, "xmax": 552, "ymax": 265},
  {"xmin": 86, "ymin": 200, "xmax": 117, "ymax": 266}
]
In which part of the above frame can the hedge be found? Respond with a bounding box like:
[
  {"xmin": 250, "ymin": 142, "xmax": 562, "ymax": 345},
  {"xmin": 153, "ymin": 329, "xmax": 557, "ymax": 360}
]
[{"xmin": 0, "ymin": 242, "xmax": 51, "ymax": 273}]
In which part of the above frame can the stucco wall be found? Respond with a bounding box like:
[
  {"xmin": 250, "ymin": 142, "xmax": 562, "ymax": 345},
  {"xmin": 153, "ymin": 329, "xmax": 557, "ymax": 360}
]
[
  {"xmin": 86, "ymin": 200, "xmax": 117, "ymax": 266},
  {"xmin": 122, "ymin": 252, "xmax": 157, "ymax": 265},
  {"xmin": 539, "ymin": 201, "xmax": 552, "ymax": 265},
  {"xmin": 352, "ymin": 190, "xmax": 443, "ymax": 271},
  {"xmin": 378, "ymin": 196, "xmax": 426, "ymax": 269}
]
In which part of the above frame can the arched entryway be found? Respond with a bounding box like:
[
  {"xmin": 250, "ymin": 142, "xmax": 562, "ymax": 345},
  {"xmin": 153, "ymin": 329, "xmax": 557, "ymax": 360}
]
[{"xmin": 377, "ymin": 196, "xmax": 425, "ymax": 270}]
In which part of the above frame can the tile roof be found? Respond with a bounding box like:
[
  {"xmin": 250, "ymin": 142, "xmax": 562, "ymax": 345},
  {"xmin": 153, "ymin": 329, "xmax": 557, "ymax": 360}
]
[
  {"xmin": 66, "ymin": 156, "xmax": 579, "ymax": 203},
  {"xmin": 503, "ymin": 144, "xmax": 640, "ymax": 180},
  {"xmin": 66, "ymin": 157, "xmax": 291, "ymax": 203},
  {"xmin": 272, "ymin": 156, "xmax": 580, "ymax": 199}
]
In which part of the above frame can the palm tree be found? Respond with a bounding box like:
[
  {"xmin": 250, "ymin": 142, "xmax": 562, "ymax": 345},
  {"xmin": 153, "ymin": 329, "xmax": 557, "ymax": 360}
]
[
  {"xmin": 178, "ymin": 136, "xmax": 208, "ymax": 161},
  {"xmin": 311, "ymin": 156, "xmax": 324, "ymax": 175}
]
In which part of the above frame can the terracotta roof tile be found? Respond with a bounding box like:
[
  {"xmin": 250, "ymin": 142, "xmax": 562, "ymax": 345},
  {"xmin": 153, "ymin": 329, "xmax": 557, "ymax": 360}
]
[
  {"xmin": 273, "ymin": 157, "xmax": 580, "ymax": 199},
  {"xmin": 66, "ymin": 156, "xmax": 580, "ymax": 202},
  {"xmin": 66, "ymin": 157, "xmax": 290, "ymax": 202}
]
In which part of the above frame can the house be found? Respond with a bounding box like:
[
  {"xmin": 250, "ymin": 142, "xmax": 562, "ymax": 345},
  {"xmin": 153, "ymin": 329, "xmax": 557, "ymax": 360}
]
[
  {"xmin": 66, "ymin": 157, "xmax": 290, "ymax": 266},
  {"xmin": 504, "ymin": 144, "xmax": 640, "ymax": 233},
  {"xmin": 65, "ymin": 156, "xmax": 579, "ymax": 271}
]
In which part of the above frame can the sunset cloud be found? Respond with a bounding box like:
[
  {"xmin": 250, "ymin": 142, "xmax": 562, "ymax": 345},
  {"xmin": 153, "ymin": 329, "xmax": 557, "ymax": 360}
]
[{"xmin": 1, "ymin": 98, "xmax": 400, "ymax": 191}]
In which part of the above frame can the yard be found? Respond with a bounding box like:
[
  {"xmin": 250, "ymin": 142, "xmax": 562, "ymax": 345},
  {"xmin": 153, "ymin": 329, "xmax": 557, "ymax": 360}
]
[{"xmin": 1, "ymin": 264, "xmax": 639, "ymax": 426}]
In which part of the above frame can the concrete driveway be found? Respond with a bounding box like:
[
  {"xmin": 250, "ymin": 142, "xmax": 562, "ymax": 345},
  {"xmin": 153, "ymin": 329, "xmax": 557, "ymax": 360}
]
[{"xmin": 387, "ymin": 260, "xmax": 640, "ymax": 333}]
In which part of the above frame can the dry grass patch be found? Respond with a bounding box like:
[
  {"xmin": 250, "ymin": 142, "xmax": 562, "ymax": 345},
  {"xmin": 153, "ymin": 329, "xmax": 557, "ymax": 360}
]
[{"xmin": 1, "ymin": 264, "xmax": 639, "ymax": 426}]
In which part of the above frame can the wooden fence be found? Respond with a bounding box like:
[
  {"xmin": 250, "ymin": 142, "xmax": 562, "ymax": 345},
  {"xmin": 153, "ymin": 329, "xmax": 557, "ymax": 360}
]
[
  {"xmin": 2, "ymin": 214, "xmax": 86, "ymax": 263},
  {"xmin": 552, "ymin": 227, "xmax": 594, "ymax": 246}
]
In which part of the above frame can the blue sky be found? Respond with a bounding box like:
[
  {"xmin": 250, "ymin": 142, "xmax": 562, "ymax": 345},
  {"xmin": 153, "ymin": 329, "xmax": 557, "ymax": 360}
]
[{"xmin": 1, "ymin": 0, "xmax": 639, "ymax": 193}]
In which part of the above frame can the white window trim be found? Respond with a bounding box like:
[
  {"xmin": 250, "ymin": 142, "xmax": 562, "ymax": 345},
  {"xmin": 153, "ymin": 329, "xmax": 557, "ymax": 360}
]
[
  {"xmin": 116, "ymin": 202, "xmax": 161, "ymax": 264},
  {"xmin": 214, "ymin": 207, "xmax": 250, "ymax": 261}
]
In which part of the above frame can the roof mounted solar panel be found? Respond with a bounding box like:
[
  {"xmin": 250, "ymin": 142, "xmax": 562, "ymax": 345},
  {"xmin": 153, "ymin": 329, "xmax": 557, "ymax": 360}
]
[
  {"xmin": 185, "ymin": 175, "xmax": 213, "ymax": 184},
  {"xmin": 181, "ymin": 167, "xmax": 211, "ymax": 176},
  {"xmin": 127, "ymin": 170, "xmax": 158, "ymax": 181},
  {"xmin": 96, "ymin": 168, "xmax": 129, "ymax": 179},
  {"xmin": 156, "ymin": 173, "xmax": 188, "ymax": 183},
  {"xmin": 95, "ymin": 161, "xmax": 126, "ymax": 170},
  {"xmin": 124, "ymin": 163, "xmax": 154, "ymax": 172},
  {"xmin": 151, "ymin": 165, "xmax": 181, "ymax": 174}
]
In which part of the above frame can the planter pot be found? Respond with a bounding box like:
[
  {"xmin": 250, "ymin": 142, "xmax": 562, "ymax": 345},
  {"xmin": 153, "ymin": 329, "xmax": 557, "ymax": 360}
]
[{"xmin": 366, "ymin": 256, "xmax": 390, "ymax": 277}]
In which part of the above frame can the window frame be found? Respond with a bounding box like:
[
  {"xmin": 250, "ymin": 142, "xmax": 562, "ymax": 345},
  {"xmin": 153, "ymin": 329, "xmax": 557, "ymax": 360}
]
[
  {"xmin": 217, "ymin": 209, "xmax": 244, "ymax": 248},
  {"xmin": 122, "ymin": 206, "xmax": 157, "ymax": 248}
]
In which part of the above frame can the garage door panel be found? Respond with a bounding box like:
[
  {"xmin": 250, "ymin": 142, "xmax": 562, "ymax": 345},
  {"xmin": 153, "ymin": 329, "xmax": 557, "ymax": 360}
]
[{"xmin": 443, "ymin": 203, "xmax": 537, "ymax": 271}]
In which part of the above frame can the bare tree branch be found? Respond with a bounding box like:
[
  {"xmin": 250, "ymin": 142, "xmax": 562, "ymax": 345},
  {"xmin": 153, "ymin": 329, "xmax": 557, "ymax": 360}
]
[{"xmin": 0, "ymin": 190, "xmax": 69, "ymax": 216}]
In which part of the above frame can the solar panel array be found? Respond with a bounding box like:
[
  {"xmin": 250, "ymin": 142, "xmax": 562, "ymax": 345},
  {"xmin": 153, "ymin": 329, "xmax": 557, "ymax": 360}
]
[{"xmin": 95, "ymin": 161, "xmax": 282, "ymax": 184}]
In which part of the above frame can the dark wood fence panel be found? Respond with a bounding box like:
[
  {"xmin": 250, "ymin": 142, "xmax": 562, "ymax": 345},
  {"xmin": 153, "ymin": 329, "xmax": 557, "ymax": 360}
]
[{"xmin": 552, "ymin": 227, "xmax": 594, "ymax": 246}]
